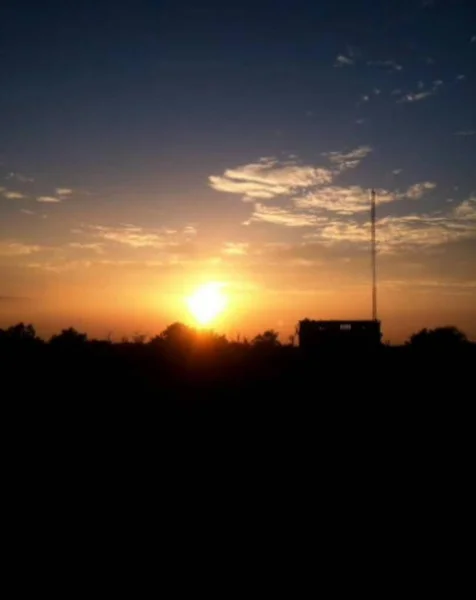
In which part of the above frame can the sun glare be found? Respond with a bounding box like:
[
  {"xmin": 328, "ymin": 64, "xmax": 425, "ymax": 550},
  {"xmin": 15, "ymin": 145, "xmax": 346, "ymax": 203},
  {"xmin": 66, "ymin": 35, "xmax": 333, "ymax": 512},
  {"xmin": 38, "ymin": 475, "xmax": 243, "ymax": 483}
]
[{"xmin": 187, "ymin": 283, "xmax": 227, "ymax": 326}]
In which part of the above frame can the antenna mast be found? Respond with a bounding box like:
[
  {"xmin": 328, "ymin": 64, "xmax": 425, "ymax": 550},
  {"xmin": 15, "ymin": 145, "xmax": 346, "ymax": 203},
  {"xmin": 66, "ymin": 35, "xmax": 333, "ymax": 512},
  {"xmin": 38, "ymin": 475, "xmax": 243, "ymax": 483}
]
[{"xmin": 371, "ymin": 189, "xmax": 377, "ymax": 321}]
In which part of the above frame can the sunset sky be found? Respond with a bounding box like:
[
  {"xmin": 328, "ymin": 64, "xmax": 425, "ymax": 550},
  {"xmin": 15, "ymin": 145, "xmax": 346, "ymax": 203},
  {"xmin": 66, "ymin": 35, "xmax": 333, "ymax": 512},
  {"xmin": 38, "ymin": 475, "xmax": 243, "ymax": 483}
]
[{"xmin": 1, "ymin": 0, "xmax": 475, "ymax": 342}]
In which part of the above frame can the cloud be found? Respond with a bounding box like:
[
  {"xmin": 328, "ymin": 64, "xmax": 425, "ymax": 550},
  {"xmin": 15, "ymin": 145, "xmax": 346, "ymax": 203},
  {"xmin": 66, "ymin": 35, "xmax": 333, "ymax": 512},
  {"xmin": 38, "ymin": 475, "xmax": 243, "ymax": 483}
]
[
  {"xmin": 367, "ymin": 59, "xmax": 403, "ymax": 71},
  {"xmin": 209, "ymin": 157, "xmax": 333, "ymax": 201},
  {"xmin": 246, "ymin": 204, "xmax": 328, "ymax": 227},
  {"xmin": 3, "ymin": 190, "xmax": 25, "ymax": 199},
  {"xmin": 183, "ymin": 225, "xmax": 197, "ymax": 236},
  {"xmin": 393, "ymin": 169, "xmax": 403, "ymax": 175},
  {"xmin": 56, "ymin": 188, "xmax": 73, "ymax": 196},
  {"xmin": 27, "ymin": 260, "xmax": 93, "ymax": 273},
  {"xmin": 304, "ymin": 197, "xmax": 476, "ymax": 253},
  {"xmin": 404, "ymin": 182, "xmax": 436, "ymax": 200},
  {"xmin": 456, "ymin": 74, "xmax": 466, "ymax": 81},
  {"xmin": 400, "ymin": 91, "xmax": 434, "ymax": 103},
  {"xmin": 69, "ymin": 242, "xmax": 104, "ymax": 254},
  {"xmin": 455, "ymin": 130, "xmax": 475, "ymax": 136},
  {"xmin": 295, "ymin": 182, "xmax": 435, "ymax": 215},
  {"xmin": 471, "ymin": 35, "xmax": 476, "ymax": 43},
  {"xmin": 323, "ymin": 146, "xmax": 373, "ymax": 171},
  {"xmin": 222, "ymin": 242, "xmax": 249, "ymax": 255},
  {"xmin": 21, "ymin": 209, "xmax": 35, "ymax": 215},
  {"xmin": 334, "ymin": 54, "xmax": 354, "ymax": 67},
  {"xmin": 84, "ymin": 224, "xmax": 195, "ymax": 249},
  {"xmin": 295, "ymin": 186, "xmax": 395, "ymax": 215},
  {"xmin": 397, "ymin": 80, "xmax": 442, "ymax": 103},
  {"xmin": 5, "ymin": 172, "xmax": 34, "ymax": 183},
  {"xmin": 0, "ymin": 242, "xmax": 42, "ymax": 256},
  {"xmin": 37, "ymin": 196, "xmax": 61, "ymax": 203}
]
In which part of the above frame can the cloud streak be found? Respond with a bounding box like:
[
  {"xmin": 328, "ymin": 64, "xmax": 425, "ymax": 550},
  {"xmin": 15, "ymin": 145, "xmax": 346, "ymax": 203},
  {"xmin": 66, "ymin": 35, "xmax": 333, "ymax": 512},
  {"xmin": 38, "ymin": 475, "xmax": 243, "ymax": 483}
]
[
  {"xmin": 210, "ymin": 157, "xmax": 333, "ymax": 201},
  {"xmin": 3, "ymin": 190, "xmax": 25, "ymax": 199},
  {"xmin": 37, "ymin": 196, "xmax": 61, "ymax": 203},
  {"xmin": 0, "ymin": 242, "xmax": 43, "ymax": 256},
  {"xmin": 334, "ymin": 54, "xmax": 354, "ymax": 67}
]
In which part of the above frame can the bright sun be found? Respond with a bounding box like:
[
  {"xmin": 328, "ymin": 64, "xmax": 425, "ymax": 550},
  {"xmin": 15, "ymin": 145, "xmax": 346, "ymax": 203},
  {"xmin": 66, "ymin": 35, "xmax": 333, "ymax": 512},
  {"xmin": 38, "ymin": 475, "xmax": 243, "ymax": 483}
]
[{"xmin": 187, "ymin": 283, "xmax": 227, "ymax": 326}]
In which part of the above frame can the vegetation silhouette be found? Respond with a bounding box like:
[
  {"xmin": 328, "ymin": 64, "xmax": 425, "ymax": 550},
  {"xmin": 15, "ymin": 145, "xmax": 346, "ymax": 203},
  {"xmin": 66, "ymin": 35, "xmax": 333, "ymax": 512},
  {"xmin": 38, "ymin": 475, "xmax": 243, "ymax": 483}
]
[{"xmin": 1, "ymin": 321, "xmax": 473, "ymax": 405}]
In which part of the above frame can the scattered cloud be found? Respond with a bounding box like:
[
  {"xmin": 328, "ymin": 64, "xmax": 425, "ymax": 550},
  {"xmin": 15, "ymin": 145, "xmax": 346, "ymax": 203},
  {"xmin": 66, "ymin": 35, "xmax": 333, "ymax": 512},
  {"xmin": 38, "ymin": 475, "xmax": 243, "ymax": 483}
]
[
  {"xmin": 81, "ymin": 224, "xmax": 195, "ymax": 249},
  {"xmin": 20, "ymin": 209, "xmax": 35, "ymax": 215},
  {"xmin": 27, "ymin": 260, "xmax": 93, "ymax": 273},
  {"xmin": 397, "ymin": 80, "xmax": 442, "ymax": 103},
  {"xmin": 456, "ymin": 74, "xmax": 466, "ymax": 81},
  {"xmin": 91, "ymin": 225, "xmax": 171, "ymax": 248},
  {"xmin": 367, "ymin": 59, "xmax": 403, "ymax": 71},
  {"xmin": 323, "ymin": 146, "xmax": 373, "ymax": 171},
  {"xmin": 5, "ymin": 172, "xmax": 34, "ymax": 183},
  {"xmin": 56, "ymin": 188, "xmax": 73, "ymax": 196},
  {"xmin": 399, "ymin": 90, "xmax": 434, "ymax": 103},
  {"xmin": 471, "ymin": 35, "xmax": 476, "ymax": 44},
  {"xmin": 393, "ymin": 169, "xmax": 403, "ymax": 175},
  {"xmin": 303, "ymin": 197, "xmax": 476, "ymax": 253},
  {"xmin": 209, "ymin": 157, "xmax": 333, "ymax": 201},
  {"xmin": 183, "ymin": 225, "xmax": 197, "ymax": 236},
  {"xmin": 69, "ymin": 242, "xmax": 104, "ymax": 254},
  {"xmin": 3, "ymin": 190, "xmax": 25, "ymax": 199},
  {"xmin": 455, "ymin": 130, "xmax": 475, "ymax": 136},
  {"xmin": 222, "ymin": 242, "xmax": 249, "ymax": 255},
  {"xmin": 0, "ymin": 242, "xmax": 43, "ymax": 256},
  {"xmin": 295, "ymin": 186, "xmax": 397, "ymax": 215},
  {"xmin": 404, "ymin": 182, "xmax": 436, "ymax": 200},
  {"xmin": 334, "ymin": 54, "xmax": 354, "ymax": 67},
  {"xmin": 37, "ymin": 196, "xmax": 61, "ymax": 203},
  {"xmin": 246, "ymin": 204, "xmax": 328, "ymax": 227}
]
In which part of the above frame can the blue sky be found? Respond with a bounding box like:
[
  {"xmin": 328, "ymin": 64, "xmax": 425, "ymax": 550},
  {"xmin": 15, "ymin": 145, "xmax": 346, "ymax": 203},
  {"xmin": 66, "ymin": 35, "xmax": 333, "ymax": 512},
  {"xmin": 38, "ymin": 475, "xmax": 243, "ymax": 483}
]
[{"xmin": 0, "ymin": 0, "xmax": 475, "ymax": 341}]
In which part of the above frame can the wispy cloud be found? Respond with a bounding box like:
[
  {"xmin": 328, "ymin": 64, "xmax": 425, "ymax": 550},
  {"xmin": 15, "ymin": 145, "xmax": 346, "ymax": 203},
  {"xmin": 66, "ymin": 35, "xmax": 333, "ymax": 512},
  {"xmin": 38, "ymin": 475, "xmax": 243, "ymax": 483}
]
[
  {"xmin": 295, "ymin": 186, "xmax": 393, "ymax": 215},
  {"xmin": 27, "ymin": 260, "xmax": 93, "ymax": 273},
  {"xmin": 5, "ymin": 172, "xmax": 34, "ymax": 183},
  {"xmin": 69, "ymin": 242, "xmax": 104, "ymax": 254},
  {"xmin": 0, "ymin": 242, "xmax": 43, "ymax": 256},
  {"xmin": 295, "ymin": 182, "xmax": 435, "ymax": 215},
  {"xmin": 21, "ymin": 209, "xmax": 35, "ymax": 215},
  {"xmin": 397, "ymin": 80, "xmax": 442, "ymax": 103},
  {"xmin": 222, "ymin": 242, "xmax": 249, "ymax": 255},
  {"xmin": 367, "ymin": 59, "xmax": 403, "ymax": 71},
  {"xmin": 404, "ymin": 182, "xmax": 436, "ymax": 200},
  {"xmin": 37, "ymin": 196, "xmax": 61, "ymax": 203},
  {"xmin": 471, "ymin": 35, "xmax": 476, "ymax": 44},
  {"xmin": 323, "ymin": 146, "xmax": 373, "ymax": 171},
  {"xmin": 334, "ymin": 54, "xmax": 354, "ymax": 67},
  {"xmin": 246, "ymin": 204, "xmax": 328, "ymax": 227},
  {"xmin": 210, "ymin": 157, "xmax": 333, "ymax": 201},
  {"xmin": 455, "ymin": 130, "xmax": 475, "ymax": 136},
  {"xmin": 303, "ymin": 197, "xmax": 476, "ymax": 253},
  {"xmin": 56, "ymin": 188, "xmax": 73, "ymax": 196},
  {"xmin": 3, "ymin": 190, "xmax": 26, "ymax": 199},
  {"xmin": 400, "ymin": 90, "xmax": 434, "ymax": 103},
  {"xmin": 80, "ymin": 223, "xmax": 195, "ymax": 249}
]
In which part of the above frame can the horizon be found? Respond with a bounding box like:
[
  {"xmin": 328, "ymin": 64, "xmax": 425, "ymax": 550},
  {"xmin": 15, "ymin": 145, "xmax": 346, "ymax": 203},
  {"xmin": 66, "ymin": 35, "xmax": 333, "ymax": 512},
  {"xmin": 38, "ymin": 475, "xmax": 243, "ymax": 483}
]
[{"xmin": 1, "ymin": 0, "xmax": 475, "ymax": 344}]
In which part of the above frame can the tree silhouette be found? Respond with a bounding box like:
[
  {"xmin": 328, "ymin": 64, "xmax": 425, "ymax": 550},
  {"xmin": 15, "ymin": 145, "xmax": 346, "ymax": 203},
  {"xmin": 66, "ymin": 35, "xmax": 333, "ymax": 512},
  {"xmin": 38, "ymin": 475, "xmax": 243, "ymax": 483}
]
[
  {"xmin": 252, "ymin": 330, "xmax": 280, "ymax": 347},
  {"xmin": 49, "ymin": 327, "xmax": 87, "ymax": 347},
  {"xmin": 408, "ymin": 326, "xmax": 468, "ymax": 349}
]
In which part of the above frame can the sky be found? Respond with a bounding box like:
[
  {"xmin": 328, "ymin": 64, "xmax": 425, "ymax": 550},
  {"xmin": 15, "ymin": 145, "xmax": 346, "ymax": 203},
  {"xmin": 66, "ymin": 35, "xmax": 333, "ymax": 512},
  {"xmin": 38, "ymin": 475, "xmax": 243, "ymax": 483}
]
[{"xmin": 0, "ymin": 0, "xmax": 475, "ymax": 342}]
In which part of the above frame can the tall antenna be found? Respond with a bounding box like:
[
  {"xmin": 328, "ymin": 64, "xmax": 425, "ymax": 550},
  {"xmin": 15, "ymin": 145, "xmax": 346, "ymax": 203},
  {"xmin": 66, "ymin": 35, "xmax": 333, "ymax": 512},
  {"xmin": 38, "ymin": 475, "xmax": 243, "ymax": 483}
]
[{"xmin": 371, "ymin": 188, "xmax": 377, "ymax": 321}]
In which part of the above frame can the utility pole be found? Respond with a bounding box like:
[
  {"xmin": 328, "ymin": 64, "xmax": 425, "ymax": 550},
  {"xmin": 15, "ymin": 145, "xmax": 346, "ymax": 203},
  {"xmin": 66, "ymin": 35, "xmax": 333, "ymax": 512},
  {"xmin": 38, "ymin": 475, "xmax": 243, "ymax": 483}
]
[{"xmin": 371, "ymin": 189, "xmax": 377, "ymax": 321}]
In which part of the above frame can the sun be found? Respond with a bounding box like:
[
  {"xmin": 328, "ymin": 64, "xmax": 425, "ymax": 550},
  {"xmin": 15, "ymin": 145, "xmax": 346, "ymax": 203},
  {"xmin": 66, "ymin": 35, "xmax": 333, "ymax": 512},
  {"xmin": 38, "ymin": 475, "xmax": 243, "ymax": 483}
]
[{"xmin": 187, "ymin": 283, "xmax": 227, "ymax": 326}]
